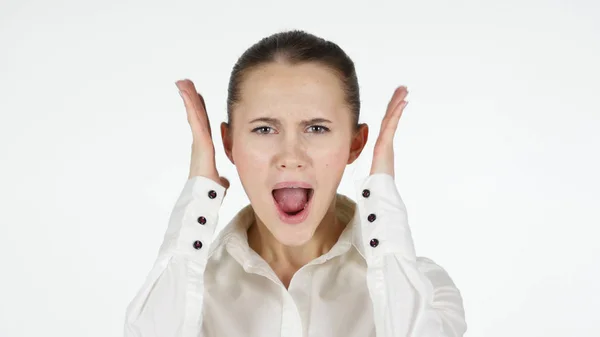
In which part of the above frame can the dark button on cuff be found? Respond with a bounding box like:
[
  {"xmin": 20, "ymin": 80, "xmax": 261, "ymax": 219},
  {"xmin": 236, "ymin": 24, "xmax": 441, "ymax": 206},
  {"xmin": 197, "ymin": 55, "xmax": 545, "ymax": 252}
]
[
  {"xmin": 208, "ymin": 190, "xmax": 217, "ymax": 199},
  {"xmin": 197, "ymin": 216, "xmax": 206, "ymax": 225},
  {"xmin": 370, "ymin": 238, "xmax": 379, "ymax": 248},
  {"xmin": 193, "ymin": 240, "xmax": 203, "ymax": 250},
  {"xmin": 362, "ymin": 189, "xmax": 370, "ymax": 198},
  {"xmin": 367, "ymin": 213, "xmax": 376, "ymax": 222}
]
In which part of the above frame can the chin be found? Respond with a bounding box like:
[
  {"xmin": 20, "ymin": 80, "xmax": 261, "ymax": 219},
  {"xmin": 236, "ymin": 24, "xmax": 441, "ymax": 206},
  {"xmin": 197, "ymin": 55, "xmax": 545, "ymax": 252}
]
[{"xmin": 271, "ymin": 225, "xmax": 316, "ymax": 247}]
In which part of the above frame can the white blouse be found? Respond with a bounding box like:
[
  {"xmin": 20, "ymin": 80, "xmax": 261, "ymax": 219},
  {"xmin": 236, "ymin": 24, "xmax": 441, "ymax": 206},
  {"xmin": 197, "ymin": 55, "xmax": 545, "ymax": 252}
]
[{"xmin": 123, "ymin": 173, "xmax": 467, "ymax": 337}]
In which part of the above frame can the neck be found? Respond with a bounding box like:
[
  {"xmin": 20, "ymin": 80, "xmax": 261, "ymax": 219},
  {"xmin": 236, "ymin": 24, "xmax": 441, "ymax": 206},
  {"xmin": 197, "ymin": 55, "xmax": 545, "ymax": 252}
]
[{"xmin": 247, "ymin": 197, "xmax": 345, "ymax": 272}]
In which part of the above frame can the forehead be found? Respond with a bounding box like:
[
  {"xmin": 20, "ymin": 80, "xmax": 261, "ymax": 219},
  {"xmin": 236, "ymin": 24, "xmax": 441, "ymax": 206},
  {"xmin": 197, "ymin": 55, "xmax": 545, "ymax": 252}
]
[{"xmin": 235, "ymin": 62, "xmax": 348, "ymax": 119}]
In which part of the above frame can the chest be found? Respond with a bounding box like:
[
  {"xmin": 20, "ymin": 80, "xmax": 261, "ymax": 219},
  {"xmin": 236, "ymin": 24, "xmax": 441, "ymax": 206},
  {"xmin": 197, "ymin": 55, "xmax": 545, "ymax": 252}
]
[{"xmin": 201, "ymin": 252, "xmax": 375, "ymax": 337}]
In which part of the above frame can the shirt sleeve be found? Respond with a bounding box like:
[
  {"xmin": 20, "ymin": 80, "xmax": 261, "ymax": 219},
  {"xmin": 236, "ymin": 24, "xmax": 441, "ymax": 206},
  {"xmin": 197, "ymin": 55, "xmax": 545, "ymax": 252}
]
[
  {"xmin": 123, "ymin": 176, "xmax": 227, "ymax": 337},
  {"xmin": 354, "ymin": 173, "xmax": 467, "ymax": 337}
]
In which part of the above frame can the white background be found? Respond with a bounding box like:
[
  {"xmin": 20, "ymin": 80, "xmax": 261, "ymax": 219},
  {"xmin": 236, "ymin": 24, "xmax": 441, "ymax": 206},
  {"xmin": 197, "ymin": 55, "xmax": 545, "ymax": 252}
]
[{"xmin": 1, "ymin": 0, "xmax": 598, "ymax": 336}]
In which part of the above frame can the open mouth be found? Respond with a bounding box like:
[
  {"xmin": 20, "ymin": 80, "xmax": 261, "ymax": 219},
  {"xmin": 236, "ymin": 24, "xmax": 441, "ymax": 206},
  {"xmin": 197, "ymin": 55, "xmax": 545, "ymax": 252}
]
[{"xmin": 272, "ymin": 188, "xmax": 314, "ymax": 224}]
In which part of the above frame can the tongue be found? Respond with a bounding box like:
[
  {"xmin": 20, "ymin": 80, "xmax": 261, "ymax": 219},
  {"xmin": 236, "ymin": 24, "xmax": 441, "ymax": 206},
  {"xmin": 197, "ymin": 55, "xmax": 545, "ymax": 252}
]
[{"xmin": 273, "ymin": 188, "xmax": 309, "ymax": 213}]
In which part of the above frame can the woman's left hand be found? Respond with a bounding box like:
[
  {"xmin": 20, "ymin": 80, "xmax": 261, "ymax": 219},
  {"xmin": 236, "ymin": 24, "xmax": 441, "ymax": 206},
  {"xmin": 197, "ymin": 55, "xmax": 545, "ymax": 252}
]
[{"xmin": 369, "ymin": 86, "xmax": 409, "ymax": 179}]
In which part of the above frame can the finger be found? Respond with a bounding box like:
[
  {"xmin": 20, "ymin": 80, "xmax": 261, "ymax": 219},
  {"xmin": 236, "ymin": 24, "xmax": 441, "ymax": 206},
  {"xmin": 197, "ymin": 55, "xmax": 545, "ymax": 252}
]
[
  {"xmin": 384, "ymin": 86, "xmax": 408, "ymax": 122},
  {"xmin": 219, "ymin": 176, "xmax": 230, "ymax": 189},
  {"xmin": 177, "ymin": 80, "xmax": 208, "ymax": 124},
  {"xmin": 176, "ymin": 79, "xmax": 202, "ymax": 112},
  {"xmin": 220, "ymin": 177, "xmax": 230, "ymax": 198},
  {"xmin": 179, "ymin": 90, "xmax": 208, "ymax": 145},
  {"xmin": 176, "ymin": 79, "xmax": 210, "ymax": 135},
  {"xmin": 198, "ymin": 93, "xmax": 212, "ymax": 138},
  {"xmin": 379, "ymin": 86, "xmax": 408, "ymax": 140},
  {"xmin": 380, "ymin": 100, "xmax": 408, "ymax": 144},
  {"xmin": 178, "ymin": 90, "xmax": 201, "ymax": 133},
  {"xmin": 198, "ymin": 91, "xmax": 207, "ymax": 111},
  {"xmin": 379, "ymin": 87, "xmax": 408, "ymax": 136}
]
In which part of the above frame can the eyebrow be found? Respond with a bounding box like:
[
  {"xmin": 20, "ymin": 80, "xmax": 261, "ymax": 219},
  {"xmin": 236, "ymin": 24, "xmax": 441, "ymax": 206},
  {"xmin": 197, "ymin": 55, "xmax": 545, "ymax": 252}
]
[{"xmin": 248, "ymin": 117, "xmax": 333, "ymax": 126}]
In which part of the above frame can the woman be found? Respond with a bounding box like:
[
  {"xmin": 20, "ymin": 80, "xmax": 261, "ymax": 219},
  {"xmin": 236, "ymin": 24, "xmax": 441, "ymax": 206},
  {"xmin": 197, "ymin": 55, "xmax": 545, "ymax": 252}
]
[{"xmin": 124, "ymin": 30, "xmax": 466, "ymax": 337}]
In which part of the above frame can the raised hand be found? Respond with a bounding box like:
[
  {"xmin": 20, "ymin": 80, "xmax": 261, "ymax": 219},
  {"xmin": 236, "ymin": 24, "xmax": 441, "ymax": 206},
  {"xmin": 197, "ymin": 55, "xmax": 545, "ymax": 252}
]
[
  {"xmin": 175, "ymin": 79, "xmax": 230, "ymax": 189},
  {"xmin": 369, "ymin": 86, "xmax": 409, "ymax": 179}
]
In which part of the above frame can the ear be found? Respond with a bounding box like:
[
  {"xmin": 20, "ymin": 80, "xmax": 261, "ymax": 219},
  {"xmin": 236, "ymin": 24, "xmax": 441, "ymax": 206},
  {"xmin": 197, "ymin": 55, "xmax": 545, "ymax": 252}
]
[
  {"xmin": 347, "ymin": 123, "xmax": 369, "ymax": 164},
  {"xmin": 220, "ymin": 122, "xmax": 235, "ymax": 165}
]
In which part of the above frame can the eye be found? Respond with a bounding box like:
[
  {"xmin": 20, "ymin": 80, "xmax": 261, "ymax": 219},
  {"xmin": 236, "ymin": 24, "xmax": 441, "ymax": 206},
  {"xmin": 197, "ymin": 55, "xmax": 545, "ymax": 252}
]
[
  {"xmin": 252, "ymin": 126, "xmax": 275, "ymax": 135},
  {"xmin": 307, "ymin": 125, "xmax": 330, "ymax": 133}
]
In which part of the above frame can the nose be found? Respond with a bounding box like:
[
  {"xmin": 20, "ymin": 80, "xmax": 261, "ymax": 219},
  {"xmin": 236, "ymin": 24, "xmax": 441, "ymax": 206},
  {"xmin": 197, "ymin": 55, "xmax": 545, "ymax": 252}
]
[
  {"xmin": 278, "ymin": 156, "xmax": 304, "ymax": 170},
  {"xmin": 276, "ymin": 137, "xmax": 308, "ymax": 171}
]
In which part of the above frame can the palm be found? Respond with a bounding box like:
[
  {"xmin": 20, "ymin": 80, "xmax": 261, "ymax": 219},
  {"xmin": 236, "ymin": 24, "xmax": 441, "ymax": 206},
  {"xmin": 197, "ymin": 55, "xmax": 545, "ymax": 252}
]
[{"xmin": 176, "ymin": 79, "xmax": 229, "ymax": 189}]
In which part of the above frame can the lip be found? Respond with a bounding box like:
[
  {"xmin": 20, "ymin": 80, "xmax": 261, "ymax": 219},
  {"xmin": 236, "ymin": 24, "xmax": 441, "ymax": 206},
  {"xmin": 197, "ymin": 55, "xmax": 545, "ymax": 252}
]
[
  {"xmin": 272, "ymin": 188, "xmax": 314, "ymax": 225},
  {"xmin": 272, "ymin": 181, "xmax": 313, "ymax": 190}
]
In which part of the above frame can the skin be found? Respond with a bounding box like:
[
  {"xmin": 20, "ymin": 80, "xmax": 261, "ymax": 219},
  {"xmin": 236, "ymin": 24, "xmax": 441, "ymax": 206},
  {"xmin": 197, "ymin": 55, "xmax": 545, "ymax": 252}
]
[{"xmin": 175, "ymin": 62, "xmax": 408, "ymax": 288}]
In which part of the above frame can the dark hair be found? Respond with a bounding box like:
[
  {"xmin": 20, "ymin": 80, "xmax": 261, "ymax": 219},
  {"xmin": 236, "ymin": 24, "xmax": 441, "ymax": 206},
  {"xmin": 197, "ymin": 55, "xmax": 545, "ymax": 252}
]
[{"xmin": 226, "ymin": 29, "xmax": 360, "ymax": 130}]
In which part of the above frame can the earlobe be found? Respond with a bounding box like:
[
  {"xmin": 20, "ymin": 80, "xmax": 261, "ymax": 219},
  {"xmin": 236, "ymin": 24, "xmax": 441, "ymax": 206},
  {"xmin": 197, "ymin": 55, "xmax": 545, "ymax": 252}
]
[
  {"xmin": 220, "ymin": 122, "xmax": 235, "ymax": 164},
  {"xmin": 347, "ymin": 123, "xmax": 369, "ymax": 164}
]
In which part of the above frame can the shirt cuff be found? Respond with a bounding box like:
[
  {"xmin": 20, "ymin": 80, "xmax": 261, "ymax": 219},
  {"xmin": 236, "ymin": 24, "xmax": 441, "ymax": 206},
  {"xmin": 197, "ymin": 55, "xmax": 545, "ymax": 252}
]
[
  {"xmin": 158, "ymin": 175, "xmax": 227, "ymax": 261},
  {"xmin": 353, "ymin": 173, "xmax": 417, "ymax": 261}
]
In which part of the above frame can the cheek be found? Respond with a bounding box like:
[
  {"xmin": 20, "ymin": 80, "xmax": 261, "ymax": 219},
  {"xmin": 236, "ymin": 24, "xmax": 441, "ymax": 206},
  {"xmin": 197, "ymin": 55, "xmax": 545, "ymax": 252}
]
[
  {"xmin": 312, "ymin": 142, "xmax": 349, "ymax": 175},
  {"xmin": 232, "ymin": 139, "xmax": 272, "ymax": 177}
]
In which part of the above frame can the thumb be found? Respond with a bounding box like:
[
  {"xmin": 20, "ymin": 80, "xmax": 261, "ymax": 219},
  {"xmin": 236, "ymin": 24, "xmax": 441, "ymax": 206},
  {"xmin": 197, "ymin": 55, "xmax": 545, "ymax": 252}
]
[{"xmin": 219, "ymin": 176, "xmax": 230, "ymax": 190}]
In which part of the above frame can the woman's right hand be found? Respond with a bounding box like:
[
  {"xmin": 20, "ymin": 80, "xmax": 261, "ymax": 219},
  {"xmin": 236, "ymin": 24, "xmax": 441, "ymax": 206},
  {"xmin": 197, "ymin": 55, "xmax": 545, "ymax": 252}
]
[{"xmin": 175, "ymin": 79, "xmax": 230, "ymax": 190}]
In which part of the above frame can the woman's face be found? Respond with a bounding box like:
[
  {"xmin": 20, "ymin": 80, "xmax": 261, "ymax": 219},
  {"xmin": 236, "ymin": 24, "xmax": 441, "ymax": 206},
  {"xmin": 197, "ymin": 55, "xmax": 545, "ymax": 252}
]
[{"xmin": 221, "ymin": 62, "xmax": 368, "ymax": 247}]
